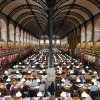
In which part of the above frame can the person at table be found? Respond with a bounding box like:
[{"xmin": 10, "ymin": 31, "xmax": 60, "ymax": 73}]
[
  {"xmin": 25, "ymin": 79, "xmax": 32, "ymax": 86},
  {"xmin": 39, "ymin": 81, "xmax": 46, "ymax": 92},
  {"xmin": 6, "ymin": 81, "xmax": 15, "ymax": 96},
  {"xmin": 8, "ymin": 68, "xmax": 12, "ymax": 74},
  {"xmin": 43, "ymin": 89, "xmax": 51, "ymax": 97},
  {"xmin": 71, "ymin": 83, "xmax": 79, "ymax": 95},
  {"xmin": 73, "ymin": 68, "xmax": 79, "ymax": 75},
  {"xmin": 81, "ymin": 92, "xmax": 92, "ymax": 100},
  {"xmin": 22, "ymin": 89, "xmax": 30, "ymax": 98},
  {"xmin": 90, "ymin": 82, "xmax": 99, "ymax": 100},
  {"xmin": 84, "ymin": 68, "xmax": 89, "ymax": 75},
  {"xmin": 41, "ymin": 73, "xmax": 47, "ymax": 83},
  {"xmin": 64, "ymin": 78, "xmax": 71, "ymax": 85},
  {"xmin": 3, "ymin": 74, "xmax": 8, "ymax": 81},
  {"xmin": 32, "ymin": 78, "xmax": 38, "ymax": 86},
  {"xmin": 16, "ymin": 73, "xmax": 22, "ymax": 81},
  {"xmin": 29, "ymin": 87, "xmax": 37, "ymax": 97},
  {"xmin": 79, "ymin": 75, "xmax": 86, "ymax": 84},
  {"xmin": 31, "ymin": 70, "xmax": 37, "ymax": 76}
]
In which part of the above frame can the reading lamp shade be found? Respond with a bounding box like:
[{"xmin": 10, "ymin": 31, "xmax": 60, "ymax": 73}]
[
  {"xmin": 16, "ymin": 91, "xmax": 22, "ymax": 97},
  {"xmin": 82, "ymin": 92, "xmax": 87, "ymax": 98},
  {"xmin": 76, "ymin": 78, "xmax": 81, "ymax": 82},
  {"xmin": 21, "ymin": 78, "xmax": 25, "ymax": 82},
  {"xmin": 6, "ymin": 78, "xmax": 11, "ymax": 82},
  {"xmin": 4, "ymin": 71, "xmax": 8, "ymax": 74},
  {"xmin": 93, "ymin": 71, "xmax": 97, "ymax": 74},
  {"xmin": 36, "ymin": 78, "xmax": 40, "ymax": 82},
  {"xmin": 61, "ymin": 78, "xmax": 66, "ymax": 83},
  {"xmin": 86, "ymin": 66, "xmax": 89, "ymax": 69},
  {"xmin": 60, "ymin": 92, "xmax": 66, "ymax": 97},
  {"xmin": 16, "ymin": 70, "xmax": 19, "ymax": 74},
  {"xmin": 37, "ymin": 91, "xmax": 43, "ymax": 97},
  {"xmin": 28, "ymin": 70, "xmax": 31, "ymax": 74}
]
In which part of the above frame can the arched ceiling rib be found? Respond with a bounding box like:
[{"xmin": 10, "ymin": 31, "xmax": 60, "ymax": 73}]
[{"xmin": 0, "ymin": 0, "xmax": 99, "ymax": 38}]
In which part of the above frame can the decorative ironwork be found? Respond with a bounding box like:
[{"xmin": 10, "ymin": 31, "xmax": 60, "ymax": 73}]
[
  {"xmin": 54, "ymin": 16, "xmax": 80, "ymax": 26},
  {"xmin": 87, "ymin": 0, "xmax": 100, "ymax": 9},
  {"xmin": 0, "ymin": 0, "xmax": 14, "ymax": 10},
  {"xmin": 9, "ymin": 5, "xmax": 47, "ymax": 18},
  {"xmin": 21, "ymin": 17, "xmax": 47, "ymax": 26},
  {"xmin": 54, "ymin": 0, "xmax": 69, "ymax": 10},
  {"xmin": 16, "ymin": 12, "xmax": 47, "ymax": 23},
  {"xmin": 54, "ymin": 4, "xmax": 92, "ymax": 18},
  {"xmin": 54, "ymin": 11, "xmax": 85, "ymax": 22}
]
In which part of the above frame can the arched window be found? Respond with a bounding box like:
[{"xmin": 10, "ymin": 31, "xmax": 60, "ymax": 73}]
[
  {"xmin": 52, "ymin": 40, "xmax": 55, "ymax": 44},
  {"xmin": 20, "ymin": 29, "xmax": 23, "ymax": 43},
  {"xmin": 86, "ymin": 23, "xmax": 92, "ymax": 42},
  {"xmin": 94, "ymin": 19, "xmax": 100, "ymax": 42},
  {"xmin": 45, "ymin": 40, "xmax": 49, "ymax": 44},
  {"xmin": 0, "ymin": 18, "xmax": 7, "ymax": 41},
  {"xmin": 40, "ymin": 40, "xmax": 44, "ymax": 44},
  {"xmin": 56, "ymin": 40, "xmax": 60, "ymax": 44},
  {"xmin": 81, "ymin": 26, "xmax": 85, "ymax": 43},
  {"xmin": 9, "ymin": 23, "xmax": 14, "ymax": 42},
  {"xmin": 16, "ymin": 26, "xmax": 20, "ymax": 42}
]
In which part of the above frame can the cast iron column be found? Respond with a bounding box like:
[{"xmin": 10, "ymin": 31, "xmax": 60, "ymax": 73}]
[{"xmin": 48, "ymin": 7, "xmax": 53, "ymax": 67}]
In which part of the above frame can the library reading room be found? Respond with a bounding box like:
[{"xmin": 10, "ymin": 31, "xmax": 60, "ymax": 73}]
[{"xmin": 0, "ymin": 0, "xmax": 100, "ymax": 100}]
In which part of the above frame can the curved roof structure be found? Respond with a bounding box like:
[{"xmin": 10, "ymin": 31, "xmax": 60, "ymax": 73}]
[{"xmin": 0, "ymin": 0, "xmax": 100, "ymax": 38}]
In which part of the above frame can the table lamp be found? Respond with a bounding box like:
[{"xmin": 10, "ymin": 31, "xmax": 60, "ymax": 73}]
[
  {"xmin": 61, "ymin": 78, "xmax": 66, "ymax": 83},
  {"xmin": 16, "ymin": 70, "xmax": 20, "ymax": 74},
  {"xmin": 36, "ymin": 78, "xmax": 40, "ymax": 83},
  {"xmin": 21, "ymin": 78, "xmax": 26, "ymax": 82},
  {"xmin": 86, "ymin": 66, "xmax": 89, "ymax": 69},
  {"xmin": 28, "ymin": 70, "xmax": 31, "ymax": 74},
  {"xmin": 93, "ymin": 71, "xmax": 97, "ymax": 74},
  {"xmin": 70, "ymin": 70, "xmax": 73, "ymax": 74},
  {"xmin": 22, "ymin": 66, "xmax": 25, "ymax": 68},
  {"xmin": 16, "ymin": 91, "xmax": 22, "ymax": 98},
  {"xmin": 4, "ymin": 71, "xmax": 8, "ymax": 75},
  {"xmin": 37, "ymin": 91, "xmax": 43, "ymax": 100},
  {"xmin": 76, "ymin": 78, "xmax": 81, "ymax": 83},
  {"xmin": 82, "ymin": 92, "xmax": 87, "ymax": 100},
  {"xmin": 67, "ymin": 66, "xmax": 70, "ymax": 69},
  {"xmin": 6, "ymin": 78, "xmax": 11, "ymax": 82},
  {"xmin": 60, "ymin": 91, "xmax": 66, "ymax": 100}
]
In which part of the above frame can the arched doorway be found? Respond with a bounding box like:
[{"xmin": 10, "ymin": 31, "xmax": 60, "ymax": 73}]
[
  {"xmin": 9, "ymin": 23, "xmax": 14, "ymax": 48},
  {"xmin": 94, "ymin": 19, "xmax": 100, "ymax": 51},
  {"xmin": 86, "ymin": 23, "xmax": 93, "ymax": 49},
  {"xmin": 0, "ymin": 18, "xmax": 7, "ymax": 49}
]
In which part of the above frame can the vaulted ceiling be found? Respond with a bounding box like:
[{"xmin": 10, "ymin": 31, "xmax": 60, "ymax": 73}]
[{"xmin": 0, "ymin": 0, "xmax": 100, "ymax": 38}]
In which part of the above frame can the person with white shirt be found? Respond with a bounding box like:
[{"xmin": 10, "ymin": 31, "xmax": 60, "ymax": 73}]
[
  {"xmin": 25, "ymin": 79, "xmax": 32, "ymax": 86},
  {"xmin": 16, "ymin": 74, "xmax": 22, "ymax": 81},
  {"xmin": 41, "ymin": 73, "xmax": 47, "ymax": 83},
  {"xmin": 39, "ymin": 81, "xmax": 46, "ymax": 92},
  {"xmin": 32, "ymin": 78, "xmax": 38, "ymax": 86}
]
